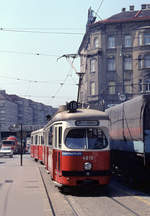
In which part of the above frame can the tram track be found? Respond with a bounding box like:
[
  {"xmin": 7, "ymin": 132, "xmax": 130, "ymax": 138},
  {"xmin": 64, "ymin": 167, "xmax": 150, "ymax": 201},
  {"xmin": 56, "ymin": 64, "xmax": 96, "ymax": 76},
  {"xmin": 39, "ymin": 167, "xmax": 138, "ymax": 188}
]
[
  {"xmin": 66, "ymin": 186, "xmax": 144, "ymax": 216},
  {"xmin": 108, "ymin": 195, "xmax": 141, "ymax": 216},
  {"xmin": 107, "ymin": 181, "xmax": 150, "ymax": 216},
  {"xmin": 39, "ymin": 166, "xmax": 81, "ymax": 216},
  {"xmin": 39, "ymin": 167, "xmax": 56, "ymax": 216},
  {"xmin": 39, "ymin": 164, "xmax": 150, "ymax": 216},
  {"xmin": 62, "ymin": 181, "xmax": 150, "ymax": 216},
  {"xmin": 62, "ymin": 195, "xmax": 81, "ymax": 216}
]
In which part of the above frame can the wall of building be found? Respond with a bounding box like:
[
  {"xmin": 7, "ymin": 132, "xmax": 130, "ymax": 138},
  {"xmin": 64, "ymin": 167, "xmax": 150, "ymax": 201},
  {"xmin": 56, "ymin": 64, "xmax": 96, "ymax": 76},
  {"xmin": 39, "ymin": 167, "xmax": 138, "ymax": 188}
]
[
  {"xmin": 0, "ymin": 90, "xmax": 56, "ymax": 133},
  {"xmin": 78, "ymin": 5, "xmax": 150, "ymax": 110}
]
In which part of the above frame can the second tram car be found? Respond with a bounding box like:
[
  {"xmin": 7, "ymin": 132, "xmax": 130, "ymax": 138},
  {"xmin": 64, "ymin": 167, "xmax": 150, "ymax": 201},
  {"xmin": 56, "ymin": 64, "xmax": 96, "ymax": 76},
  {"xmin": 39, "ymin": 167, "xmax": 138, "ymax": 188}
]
[
  {"xmin": 31, "ymin": 101, "xmax": 111, "ymax": 187},
  {"xmin": 106, "ymin": 94, "xmax": 150, "ymax": 182},
  {"xmin": 30, "ymin": 128, "xmax": 44, "ymax": 162}
]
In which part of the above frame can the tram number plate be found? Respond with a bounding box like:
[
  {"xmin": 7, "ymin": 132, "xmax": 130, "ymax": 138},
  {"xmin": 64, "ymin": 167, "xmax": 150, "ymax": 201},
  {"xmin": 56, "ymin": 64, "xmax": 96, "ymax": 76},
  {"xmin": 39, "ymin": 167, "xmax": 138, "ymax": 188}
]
[{"xmin": 83, "ymin": 156, "xmax": 93, "ymax": 160}]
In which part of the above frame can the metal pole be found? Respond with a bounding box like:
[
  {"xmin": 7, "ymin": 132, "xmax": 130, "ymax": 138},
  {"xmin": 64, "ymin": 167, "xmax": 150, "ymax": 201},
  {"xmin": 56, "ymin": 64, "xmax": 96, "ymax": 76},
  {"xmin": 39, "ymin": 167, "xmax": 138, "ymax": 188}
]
[
  {"xmin": 20, "ymin": 123, "xmax": 23, "ymax": 166},
  {"xmin": 77, "ymin": 72, "xmax": 84, "ymax": 104}
]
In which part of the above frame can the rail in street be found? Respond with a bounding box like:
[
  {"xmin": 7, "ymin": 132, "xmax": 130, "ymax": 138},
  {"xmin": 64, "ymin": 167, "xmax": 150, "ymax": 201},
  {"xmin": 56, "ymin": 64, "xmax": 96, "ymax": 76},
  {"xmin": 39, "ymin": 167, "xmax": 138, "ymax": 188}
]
[{"xmin": 1, "ymin": 155, "xmax": 150, "ymax": 216}]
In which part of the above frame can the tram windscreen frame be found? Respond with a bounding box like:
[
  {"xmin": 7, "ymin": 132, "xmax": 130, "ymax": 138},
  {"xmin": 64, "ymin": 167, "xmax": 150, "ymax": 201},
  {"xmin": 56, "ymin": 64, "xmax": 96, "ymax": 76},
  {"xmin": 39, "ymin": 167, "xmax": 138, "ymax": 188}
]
[{"xmin": 65, "ymin": 128, "xmax": 108, "ymax": 149}]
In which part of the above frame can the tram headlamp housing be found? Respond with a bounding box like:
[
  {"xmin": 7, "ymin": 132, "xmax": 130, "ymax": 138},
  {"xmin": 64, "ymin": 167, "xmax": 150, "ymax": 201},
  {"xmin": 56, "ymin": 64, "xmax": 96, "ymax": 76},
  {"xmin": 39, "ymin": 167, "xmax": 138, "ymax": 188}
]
[{"xmin": 84, "ymin": 162, "xmax": 92, "ymax": 170}]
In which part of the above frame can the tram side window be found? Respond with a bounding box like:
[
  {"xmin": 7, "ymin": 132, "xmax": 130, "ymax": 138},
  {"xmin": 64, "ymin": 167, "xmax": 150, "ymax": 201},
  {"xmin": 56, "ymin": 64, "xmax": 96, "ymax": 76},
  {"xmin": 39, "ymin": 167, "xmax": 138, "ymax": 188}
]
[
  {"xmin": 48, "ymin": 127, "xmax": 53, "ymax": 146},
  {"xmin": 55, "ymin": 127, "xmax": 57, "ymax": 148},
  {"xmin": 41, "ymin": 136, "xmax": 44, "ymax": 145},
  {"xmin": 58, "ymin": 127, "xmax": 62, "ymax": 149},
  {"xmin": 35, "ymin": 135, "xmax": 38, "ymax": 145},
  {"xmin": 31, "ymin": 136, "xmax": 33, "ymax": 145},
  {"xmin": 39, "ymin": 136, "xmax": 43, "ymax": 145},
  {"xmin": 37, "ymin": 135, "xmax": 41, "ymax": 145}
]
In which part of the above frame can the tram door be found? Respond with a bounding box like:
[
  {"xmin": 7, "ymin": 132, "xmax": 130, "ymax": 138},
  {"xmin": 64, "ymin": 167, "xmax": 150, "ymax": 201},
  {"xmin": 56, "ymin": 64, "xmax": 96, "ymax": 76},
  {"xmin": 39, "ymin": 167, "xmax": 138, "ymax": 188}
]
[
  {"xmin": 48, "ymin": 127, "xmax": 53, "ymax": 175},
  {"xmin": 53, "ymin": 125, "xmax": 62, "ymax": 182}
]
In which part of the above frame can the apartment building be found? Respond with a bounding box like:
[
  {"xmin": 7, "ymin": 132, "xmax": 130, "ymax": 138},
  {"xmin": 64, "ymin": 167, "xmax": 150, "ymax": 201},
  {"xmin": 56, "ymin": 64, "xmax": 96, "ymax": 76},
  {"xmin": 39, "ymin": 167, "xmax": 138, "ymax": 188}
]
[
  {"xmin": 78, "ymin": 4, "xmax": 150, "ymax": 110},
  {"xmin": 0, "ymin": 90, "xmax": 56, "ymax": 137}
]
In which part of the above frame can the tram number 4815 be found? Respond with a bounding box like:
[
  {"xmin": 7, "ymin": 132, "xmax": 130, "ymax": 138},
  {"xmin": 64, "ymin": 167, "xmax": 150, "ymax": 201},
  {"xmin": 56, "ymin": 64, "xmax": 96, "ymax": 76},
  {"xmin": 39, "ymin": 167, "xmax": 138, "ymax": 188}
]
[{"xmin": 83, "ymin": 156, "xmax": 94, "ymax": 160}]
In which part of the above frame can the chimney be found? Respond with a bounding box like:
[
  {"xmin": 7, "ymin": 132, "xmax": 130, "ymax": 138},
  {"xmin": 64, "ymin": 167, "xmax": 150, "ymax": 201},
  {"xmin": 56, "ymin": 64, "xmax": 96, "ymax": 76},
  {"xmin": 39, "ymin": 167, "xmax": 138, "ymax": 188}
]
[
  {"xmin": 122, "ymin": 8, "xmax": 126, "ymax": 12},
  {"xmin": 129, "ymin": 5, "xmax": 134, "ymax": 11}
]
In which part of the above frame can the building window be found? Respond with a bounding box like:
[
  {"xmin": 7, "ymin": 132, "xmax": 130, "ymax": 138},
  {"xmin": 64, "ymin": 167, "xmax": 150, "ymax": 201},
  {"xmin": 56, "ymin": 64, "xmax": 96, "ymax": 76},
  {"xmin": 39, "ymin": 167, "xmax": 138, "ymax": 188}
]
[
  {"xmin": 139, "ymin": 79, "xmax": 150, "ymax": 92},
  {"xmin": 90, "ymin": 59, "xmax": 96, "ymax": 73},
  {"xmin": 0, "ymin": 110, "xmax": 5, "ymax": 114},
  {"xmin": 138, "ymin": 55, "xmax": 143, "ymax": 69},
  {"xmin": 90, "ymin": 82, "xmax": 96, "ymax": 95},
  {"xmin": 138, "ymin": 33, "xmax": 143, "ymax": 46},
  {"xmin": 93, "ymin": 37, "xmax": 99, "ymax": 48},
  {"xmin": 139, "ymin": 79, "xmax": 143, "ymax": 92},
  {"xmin": 124, "ymin": 57, "xmax": 132, "ymax": 70},
  {"xmin": 124, "ymin": 81, "xmax": 132, "ymax": 94},
  {"xmin": 124, "ymin": 35, "xmax": 132, "ymax": 47},
  {"xmin": 0, "ymin": 103, "xmax": 5, "ymax": 107},
  {"xmin": 145, "ymin": 80, "xmax": 150, "ymax": 92},
  {"xmin": 107, "ymin": 36, "xmax": 115, "ymax": 48},
  {"xmin": 108, "ymin": 58, "xmax": 115, "ymax": 71},
  {"xmin": 144, "ymin": 55, "xmax": 150, "ymax": 68},
  {"xmin": 108, "ymin": 81, "xmax": 115, "ymax": 94},
  {"xmin": 144, "ymin": 33, "xmax": 150, "ymax": 45}
]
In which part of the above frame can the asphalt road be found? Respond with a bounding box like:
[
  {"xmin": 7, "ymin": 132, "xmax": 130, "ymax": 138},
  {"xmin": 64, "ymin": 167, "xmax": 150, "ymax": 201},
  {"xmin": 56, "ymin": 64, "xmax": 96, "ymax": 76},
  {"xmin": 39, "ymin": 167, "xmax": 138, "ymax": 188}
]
[{"xmin": 1, "ymin": 154, "xmax": 150, "ymax": 216}]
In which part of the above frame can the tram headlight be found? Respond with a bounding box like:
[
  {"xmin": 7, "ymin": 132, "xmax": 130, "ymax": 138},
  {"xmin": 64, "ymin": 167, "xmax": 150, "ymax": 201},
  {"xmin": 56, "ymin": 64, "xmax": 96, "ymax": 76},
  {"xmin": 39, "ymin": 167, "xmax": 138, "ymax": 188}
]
[{"xmin": 84, "ymin": 162, "xmax": 92, "ymax": 170}]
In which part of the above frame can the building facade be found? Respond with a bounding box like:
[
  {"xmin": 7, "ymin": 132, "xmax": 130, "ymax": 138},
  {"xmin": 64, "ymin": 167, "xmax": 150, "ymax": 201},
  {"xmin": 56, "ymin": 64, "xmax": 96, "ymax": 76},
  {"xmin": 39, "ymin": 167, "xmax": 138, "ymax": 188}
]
[
  {"xmin": 0, "ymin": 90, "xmax": 56, "ymax": 137},
  {"xmin": 78, "ymin": 4, "xmax": 150, "ymax": 110}
]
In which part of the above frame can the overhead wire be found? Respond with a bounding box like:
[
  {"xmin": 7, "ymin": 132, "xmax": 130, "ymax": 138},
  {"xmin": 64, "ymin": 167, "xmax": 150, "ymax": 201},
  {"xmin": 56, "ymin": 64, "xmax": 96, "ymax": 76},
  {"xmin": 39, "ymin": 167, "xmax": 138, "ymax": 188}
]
[
  {"xmin": 50, "ymin": 71, "xmax": 78, "ymax": 100},
  {"xmin": 0, "ymin": 50, "xmax": 59, "ymax": 57},
  {"xmin": 0, "ymin": 75, "xmax": 49, "ymax": 83},
  {"xmin": 50, "ymin": 57, "xmax": 78, "ymax": 100},
  {"xmin": 0, "ymin": 27, "xmax": 83, "ymax": 35},
  {"xmin": 96, "ymin": 0, "xmax": 105, "ymax": 15},
  {"xmin": 0, "ymin": 26, "xmax": 82, "ymax": 106},
  {"xmin": 2, "ymin": 27, "xmax": 84, "ymax": 30}
]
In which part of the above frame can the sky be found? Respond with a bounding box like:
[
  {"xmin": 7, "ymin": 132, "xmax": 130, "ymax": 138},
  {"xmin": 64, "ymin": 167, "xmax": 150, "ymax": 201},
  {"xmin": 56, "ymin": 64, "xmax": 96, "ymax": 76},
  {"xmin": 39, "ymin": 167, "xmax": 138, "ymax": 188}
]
[{"xmin": 0, "ymin": 0, "xmax": 148, "ymax": 108}]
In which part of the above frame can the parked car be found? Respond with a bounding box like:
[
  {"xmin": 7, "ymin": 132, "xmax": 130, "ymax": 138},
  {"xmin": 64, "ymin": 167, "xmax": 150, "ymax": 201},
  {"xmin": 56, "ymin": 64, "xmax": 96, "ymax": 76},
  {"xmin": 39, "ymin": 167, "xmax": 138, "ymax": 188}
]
[{"xmin": 0, "ymin": 146, "xmax": 13, "ymax": 158}]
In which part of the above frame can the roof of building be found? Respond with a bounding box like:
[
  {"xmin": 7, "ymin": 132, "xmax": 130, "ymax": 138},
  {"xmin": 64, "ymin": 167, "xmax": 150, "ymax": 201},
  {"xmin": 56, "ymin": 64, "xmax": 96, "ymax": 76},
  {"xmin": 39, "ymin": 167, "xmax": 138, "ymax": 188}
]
[
  {"xmin": 95, "ymin": 8, "xmax": 150, "ymax": 24},
  {"xmin": 78, "ymin": 5, "xmax": 150, "ymax": 53},
  {"xmin": 107, "ymin": 10, "xmax": 150, "ymax": 21}
]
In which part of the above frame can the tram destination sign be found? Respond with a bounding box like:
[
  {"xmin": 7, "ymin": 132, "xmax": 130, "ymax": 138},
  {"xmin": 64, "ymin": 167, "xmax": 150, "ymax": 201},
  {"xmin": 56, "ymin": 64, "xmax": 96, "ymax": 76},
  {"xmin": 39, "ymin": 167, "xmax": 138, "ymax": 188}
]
[{"xmin": 75, "ymin": 120, "xmax": 99, "ymax": 126}]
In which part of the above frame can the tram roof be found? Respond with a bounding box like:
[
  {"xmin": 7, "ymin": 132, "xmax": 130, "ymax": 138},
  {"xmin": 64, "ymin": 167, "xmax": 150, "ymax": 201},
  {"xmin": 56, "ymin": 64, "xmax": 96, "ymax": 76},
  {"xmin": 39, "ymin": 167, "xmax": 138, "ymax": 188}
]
[
  {"xmin": 46, "ymin": 108, "xmax": 109, "ymax": 126},
  {"xmin": 106, "ymin": 94, "xmax": 150, "ymax": 113}
]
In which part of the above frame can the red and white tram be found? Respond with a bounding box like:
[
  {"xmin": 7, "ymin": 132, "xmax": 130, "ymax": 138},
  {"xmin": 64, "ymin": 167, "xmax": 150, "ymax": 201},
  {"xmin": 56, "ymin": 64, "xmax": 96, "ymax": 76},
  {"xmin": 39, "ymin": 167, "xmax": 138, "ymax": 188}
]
[
  {"xmin": 31, "ymin": 101, "xmax": 111, "ymax": 187},
  {"xmin": 30, "ymin": 128, "xmax": 44, "ymax": 162}
]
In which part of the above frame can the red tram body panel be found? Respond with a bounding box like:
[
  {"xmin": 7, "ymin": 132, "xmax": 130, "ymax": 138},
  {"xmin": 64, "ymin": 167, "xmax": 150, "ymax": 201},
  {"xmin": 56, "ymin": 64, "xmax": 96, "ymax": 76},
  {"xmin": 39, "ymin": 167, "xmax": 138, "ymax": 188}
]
[
  {"xmin": 31, "ymin": 102, "xmax": 111, "ymax": 187},
  {"xmin": 50, "ymin": 150, "xmax": 110, "ymax": 186},
  {"xmin": 38, "ymin": 145, "xmax": 43, "ymax": 162}
]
